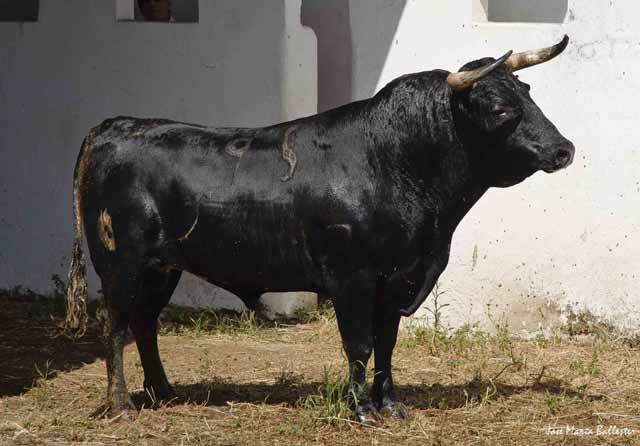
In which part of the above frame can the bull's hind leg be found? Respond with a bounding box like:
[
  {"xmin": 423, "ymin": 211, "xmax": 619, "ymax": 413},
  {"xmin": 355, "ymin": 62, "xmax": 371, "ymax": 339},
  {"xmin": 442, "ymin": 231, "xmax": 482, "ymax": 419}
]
[
  {"xmin": 130, "ymin": 268, "xmax": 181, "ymax": 402},
  {"xmin": 101, "ymin": 268, "xmax": 140, "ymax": 415}
]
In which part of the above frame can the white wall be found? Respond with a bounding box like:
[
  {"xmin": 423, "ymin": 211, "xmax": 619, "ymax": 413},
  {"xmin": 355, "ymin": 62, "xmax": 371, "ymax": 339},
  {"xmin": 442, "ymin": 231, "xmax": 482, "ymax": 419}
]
[
  {"xmin": 346, "ymin": 0, "xmax": 640, "ymax": 331},
  {"xmin": 0, "ymin": 0, "xmax": 317, "ymax": 314},
  {"xmin": 3, "ymin": 0, "xmax": 638, "ymax": 331}
]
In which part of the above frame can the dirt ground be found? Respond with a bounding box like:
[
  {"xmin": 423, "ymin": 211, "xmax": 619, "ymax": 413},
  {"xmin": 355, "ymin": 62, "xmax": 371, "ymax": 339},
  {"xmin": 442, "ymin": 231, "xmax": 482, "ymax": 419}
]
[{"xmin": 1, "ymin": 293, "xmax": 640, "ymax": 446}]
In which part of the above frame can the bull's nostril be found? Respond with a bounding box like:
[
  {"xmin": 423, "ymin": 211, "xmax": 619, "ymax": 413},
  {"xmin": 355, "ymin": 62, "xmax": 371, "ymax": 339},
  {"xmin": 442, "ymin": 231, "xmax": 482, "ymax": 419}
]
[{"xmin": 555, "ymin": 148, "xmax": 572, "ymax": 166}]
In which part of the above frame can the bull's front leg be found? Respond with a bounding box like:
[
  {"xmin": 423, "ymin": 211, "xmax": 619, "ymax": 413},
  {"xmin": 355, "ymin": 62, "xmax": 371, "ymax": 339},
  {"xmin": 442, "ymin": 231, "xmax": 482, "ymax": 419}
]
[
  {"xmin": 372, "ymin": 309, "xmax": 407, "ymax": 418},
  {"xmin": 332, "ymin": 278, "xmax": 381, "ymax": 424}
]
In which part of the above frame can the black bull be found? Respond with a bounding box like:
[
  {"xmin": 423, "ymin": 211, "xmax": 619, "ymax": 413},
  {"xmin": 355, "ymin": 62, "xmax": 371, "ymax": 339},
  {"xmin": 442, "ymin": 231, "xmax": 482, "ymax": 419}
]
[{"xmin": 66, "ymin": 36, "xmax": 574, "ymax": 422}]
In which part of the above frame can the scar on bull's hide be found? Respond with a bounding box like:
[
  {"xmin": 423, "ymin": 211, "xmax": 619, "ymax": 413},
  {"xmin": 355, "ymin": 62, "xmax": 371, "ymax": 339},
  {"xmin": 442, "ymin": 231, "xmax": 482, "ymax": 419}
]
[
  {"xmin": 326, "ymin": 223, "xmax": 352, "ymax": 236},
  {"xmin": 128, "ymin": 121, "xmax": 160, "ymax": 137},
  {"xmin": 224, "ymin": 138, "xmax": 251, "ymax": 182},
  {"xmin": 178, "ymin": 201, "xmax": 200, "ymax": 242},
  {"xmin": 280, "ymin": 126, "xmax": 298, "ymax": 182},
  {"xmin": 98, "ymin": 209, "xmax": 116, "ymax": 251}
]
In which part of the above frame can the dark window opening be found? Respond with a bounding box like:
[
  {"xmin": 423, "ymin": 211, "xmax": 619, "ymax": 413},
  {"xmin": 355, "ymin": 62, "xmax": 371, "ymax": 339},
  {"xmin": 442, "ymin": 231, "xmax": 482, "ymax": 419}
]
[
  {"xmin": 0, "ymin": 0, "xmax": 38, "ymax": 22},
  {"xmin": 117, "ymin": 0, "xmax": 198, "ymax": 23}
]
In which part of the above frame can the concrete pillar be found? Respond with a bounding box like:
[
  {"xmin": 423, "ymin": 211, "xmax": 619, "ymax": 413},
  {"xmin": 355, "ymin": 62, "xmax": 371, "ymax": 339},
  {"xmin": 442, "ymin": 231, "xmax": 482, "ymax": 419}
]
[{"xmin": 258, "ymin": 0, "xmax": 318, "ymax": 319}]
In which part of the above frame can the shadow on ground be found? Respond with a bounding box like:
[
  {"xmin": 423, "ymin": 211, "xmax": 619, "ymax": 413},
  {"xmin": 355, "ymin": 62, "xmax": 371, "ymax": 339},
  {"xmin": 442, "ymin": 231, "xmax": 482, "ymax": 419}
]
[
  {"xmin": 131, "ymin": 377, "xmax": 597, "ymax": 411},
  {"xmin": 0, "ymin": 292, "xmax": 106, "ymax": 397},
  {"xmin": 1, "ymin": 292, "xmax": 604, "ymax": 412}
]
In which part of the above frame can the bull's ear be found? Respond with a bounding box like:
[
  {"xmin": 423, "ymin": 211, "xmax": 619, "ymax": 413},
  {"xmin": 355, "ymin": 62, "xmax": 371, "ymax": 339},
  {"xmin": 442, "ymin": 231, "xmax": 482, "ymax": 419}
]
[{"xmin": 447, "ymin": 50, "xmax": 512, "ymax": 91}]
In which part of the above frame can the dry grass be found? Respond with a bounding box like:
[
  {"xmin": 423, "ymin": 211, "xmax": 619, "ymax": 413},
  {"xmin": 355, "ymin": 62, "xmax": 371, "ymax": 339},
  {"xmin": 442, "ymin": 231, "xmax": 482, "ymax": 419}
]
[{"xmin": 2, "ymin": 292, "xmax": 640, "ymax": 445}]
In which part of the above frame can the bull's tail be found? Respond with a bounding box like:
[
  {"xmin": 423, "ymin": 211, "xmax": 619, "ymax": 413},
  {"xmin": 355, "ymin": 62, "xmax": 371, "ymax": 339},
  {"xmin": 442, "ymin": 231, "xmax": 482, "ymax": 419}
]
[{"xmin": 64, "ymin": 134, "xmax": 92, "ymax": 337}]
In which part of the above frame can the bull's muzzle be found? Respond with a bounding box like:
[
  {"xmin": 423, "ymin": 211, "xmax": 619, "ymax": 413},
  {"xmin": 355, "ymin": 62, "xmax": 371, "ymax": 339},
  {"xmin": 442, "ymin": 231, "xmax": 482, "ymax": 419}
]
[{"xmin": 542, "ymin": 141, "xmax": 575, "ymax": 172}]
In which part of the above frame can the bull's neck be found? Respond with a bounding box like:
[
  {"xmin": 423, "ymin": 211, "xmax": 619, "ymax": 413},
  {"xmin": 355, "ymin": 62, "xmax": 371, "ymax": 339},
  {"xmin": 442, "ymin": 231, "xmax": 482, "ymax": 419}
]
[{"xmin": 365, "ymin": 76, "xmax": 488, "ymax": 226}]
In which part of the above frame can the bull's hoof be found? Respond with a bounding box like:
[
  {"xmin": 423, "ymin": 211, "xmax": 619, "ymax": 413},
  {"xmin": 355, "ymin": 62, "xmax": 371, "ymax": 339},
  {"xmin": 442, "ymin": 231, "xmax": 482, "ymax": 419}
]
[
  {"xmin": 379, "ymin": 401, "xmax": 409, "ymax": 420},
  {"xmin": 356, "ymin": 401, "xmax": 383, "ymax": 425},
  {"xmin": 90, "ymin": 396, "xmax": 136, "ymax": 420},
  {"xmin": 89, "ymin": 404, "xmax": 111, "ymax": 419},
  {"xmin": 105, "ymin": 393, "xmax": 136, "ymax": 419}
]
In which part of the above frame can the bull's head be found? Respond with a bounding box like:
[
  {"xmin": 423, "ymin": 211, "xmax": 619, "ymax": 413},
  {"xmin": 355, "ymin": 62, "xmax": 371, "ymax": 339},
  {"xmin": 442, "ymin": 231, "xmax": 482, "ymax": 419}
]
[{"xmin": 448, "ymin": 36, "xmax": 575, "ymax": 187}]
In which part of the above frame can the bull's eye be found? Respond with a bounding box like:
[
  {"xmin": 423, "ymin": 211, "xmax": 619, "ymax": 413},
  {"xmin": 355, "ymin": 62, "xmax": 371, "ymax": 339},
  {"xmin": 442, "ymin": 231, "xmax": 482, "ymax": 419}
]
[{"xmin": 493, "ymin": 107, "xmax": 510, "ymax": 119}]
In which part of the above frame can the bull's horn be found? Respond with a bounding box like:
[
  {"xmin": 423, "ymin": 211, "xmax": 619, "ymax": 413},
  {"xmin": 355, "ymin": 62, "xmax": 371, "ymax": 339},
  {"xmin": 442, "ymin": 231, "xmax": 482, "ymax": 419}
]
[
  {"xmin": 505, "ymin": 35, "xmax": 569, "ymax": 72},
  {"xmin": 447, "ymin": 50, "xmax": 513, "ymax": 92}
]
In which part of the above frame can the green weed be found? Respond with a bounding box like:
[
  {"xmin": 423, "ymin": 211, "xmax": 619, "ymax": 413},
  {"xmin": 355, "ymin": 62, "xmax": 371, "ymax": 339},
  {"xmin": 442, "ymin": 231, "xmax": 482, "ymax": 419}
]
[
  {"xmin": 32, "ymin": 360, "xmax": 54, "ymax": 405},
  {"xmin": 464, "ymin": 370, "xmax": 499, "ymax": 408},
  {"xmin": 569, "ymin": 350, "xmax": 601, "ymax": 377},
  {"xmin": 274, "ymin": 368, "xmax": 302, "ymax": 387},
  {"xmin": 12, "ymin": 275, "xmax": 68, "ymax": 319},
  {"xmin": 544, "ymin": 391, "xmax": 564, "ymax": 415},
  {"xmin": 487, "ymin": 305, "xmax": 523, "ymax": 369},
  {"xmin": 159, "ymin": 305, "xmax": 268, "ymax": 337},
  {"xmin": 277, "ymin": 423, "xmax": 302, "ymax": 436},
  {"xmin": 479, "ymin": 380, "xmax": 498, "ymax": 407},
  {"xmin": 296, "ymin": 301, "xmax": 336, "ymax": 325},
  {"xmin": 299, "ymin": 367, "xmax": 355, "ymax": 425},
  {"xmin": 402, "ymin": 283, "xmax": 452, "ymax": 354}
]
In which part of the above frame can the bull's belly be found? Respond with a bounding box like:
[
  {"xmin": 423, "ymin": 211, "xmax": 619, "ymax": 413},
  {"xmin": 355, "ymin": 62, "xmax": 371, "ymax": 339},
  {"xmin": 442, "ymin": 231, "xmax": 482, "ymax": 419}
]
[
  {"xmin": 185, "ymin": 252, "xmax": 323, "ymax": 295},
  {"xmin": 166, "ymin": 187, "xmax": 368, "ymax": 296},
  {"xmin": 177, "ymin": 224, "xmax": 325, "ymax": 295}
]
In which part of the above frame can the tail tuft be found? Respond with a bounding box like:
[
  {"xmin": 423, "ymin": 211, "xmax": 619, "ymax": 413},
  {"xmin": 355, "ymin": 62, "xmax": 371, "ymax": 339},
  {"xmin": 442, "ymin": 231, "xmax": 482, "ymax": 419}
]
[
  {"xmin": 64, "ymin": 237, "xmax": 88, "ymax": 337},
  {"xmin": 64, "ymin": 132, "xmax": 94, "ymax": 338}
]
